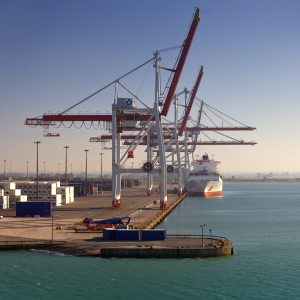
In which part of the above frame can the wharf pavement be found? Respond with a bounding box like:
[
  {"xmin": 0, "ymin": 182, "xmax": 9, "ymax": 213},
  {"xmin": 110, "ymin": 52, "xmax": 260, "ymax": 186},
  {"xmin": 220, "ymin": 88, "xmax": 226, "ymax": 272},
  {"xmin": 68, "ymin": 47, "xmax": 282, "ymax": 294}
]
[{"xmin": 0, "ymin": 186, "xmax": 233, "ymax": 257}]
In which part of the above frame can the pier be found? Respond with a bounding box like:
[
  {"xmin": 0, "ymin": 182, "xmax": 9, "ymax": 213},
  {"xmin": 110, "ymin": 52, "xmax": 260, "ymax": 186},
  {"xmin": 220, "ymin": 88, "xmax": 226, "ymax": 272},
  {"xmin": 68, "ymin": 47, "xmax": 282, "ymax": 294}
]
[{"xmin": 0, "ymin": 186, "xmax": 233, "ymax": 257}]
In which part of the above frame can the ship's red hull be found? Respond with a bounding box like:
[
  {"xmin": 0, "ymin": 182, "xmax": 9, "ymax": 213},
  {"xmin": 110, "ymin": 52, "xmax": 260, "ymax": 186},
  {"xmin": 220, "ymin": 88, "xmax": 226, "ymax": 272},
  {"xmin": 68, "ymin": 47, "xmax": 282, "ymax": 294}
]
[{"xmin": 189, "ymin": 191, "xmax": 223, "ymax": 197}]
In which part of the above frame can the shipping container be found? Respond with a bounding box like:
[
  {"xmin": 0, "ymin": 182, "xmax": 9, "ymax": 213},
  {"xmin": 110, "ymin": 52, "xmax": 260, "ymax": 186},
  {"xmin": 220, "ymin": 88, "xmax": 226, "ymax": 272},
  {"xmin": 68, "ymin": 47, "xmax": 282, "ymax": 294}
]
[
  {"xmin": 141, "ymin": 229, "xmax": 167, "ymax": 241},
  {"xmin": 9, "ymin": 202, "xmax": 16, "ymax": 209},
  {"xmin": 103, "ymin": 228, "xmax": 117, "ymax": 240},
  {"xmin": 0, "ymin": 182, "xmax": 16, "ymax": 190},
  {"xmin": 0, "ymin": 195, "xmax": 9, "ymax": 202},
  {"xmin": 115, "ymin": 229, "xmax": 139, "ymax": 241},
  {"xmin": 16, "ymin": 202, "xmax": 52, "ymax": 217},
  {"xmin": 10, "ymin": 195, "xmax": 27, "ymax": 202}
]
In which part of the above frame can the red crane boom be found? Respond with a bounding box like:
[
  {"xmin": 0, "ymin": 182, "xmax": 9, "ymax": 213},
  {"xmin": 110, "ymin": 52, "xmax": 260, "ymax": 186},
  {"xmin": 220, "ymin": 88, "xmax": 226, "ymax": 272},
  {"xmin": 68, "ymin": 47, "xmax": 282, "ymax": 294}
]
[
  {"xmin": 178, "ymin": 66, "xmax": 203, "ymax": 136},
  {"xmin": 160, "ymin": 7, "xmax": 200, "ymax": 117}
]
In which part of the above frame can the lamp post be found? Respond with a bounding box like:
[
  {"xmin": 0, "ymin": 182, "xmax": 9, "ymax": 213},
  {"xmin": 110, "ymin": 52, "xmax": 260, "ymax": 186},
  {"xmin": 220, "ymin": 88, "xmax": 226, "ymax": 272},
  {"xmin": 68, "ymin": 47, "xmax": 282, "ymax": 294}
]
[
  {"xmin": 200, "ymin": 224, "xmax": 205, "ymax": 247},
  {"xmin": 58, "ymin": 163, "xmax": 60, "ymax": 181},
  {"xmin": 52, "ymin": 212, "xmax": 54, "ymax": 245},
  {"xmin": 84, "ymin": 150, "xmax": 89, "ymax": 196},
  {"xmin": 26, "ymin": 161, "xmax": 28, "ymax": 178},
  {"xmin": 131, "ymin": 162, "xmax": 134, "ymax": 188},
  {"xmin": 70, "ymin": 163, "xmax": 72, "ymax": 179},
  {"xmin": 43, "ymin": 162, "xmax": 46, "ymax": 181},
  {"xmin": 131, "ymin": 200, "xmax": 140, "ymax": 232},
  {"xmin": 63, "ymin": 146, "xmax": 69, "ymax": 186},
  {"xmin": 34, "ymin": 141, "xmax": 41, "ymax": 201},
  {"xmin": 3, "ymin": 160, "xmax": 6, "ymax": 180},
  {"xmin": 209, "ymin": 229, "xmax": 212, "ymax": 245},
  {"xmin": 81, "ymin": 164, "xmax": 83, "ymax": 175},
  {"xmin": 9, "ymin": 164, "xmax": 11, "ymax": 178},
  {"xmin": 139, "ymin": 163, "xmax": 141, "ymax": 180},
  {"xmin": 99, "ymin": 153, "xmax": 104, "ymax": 194}
]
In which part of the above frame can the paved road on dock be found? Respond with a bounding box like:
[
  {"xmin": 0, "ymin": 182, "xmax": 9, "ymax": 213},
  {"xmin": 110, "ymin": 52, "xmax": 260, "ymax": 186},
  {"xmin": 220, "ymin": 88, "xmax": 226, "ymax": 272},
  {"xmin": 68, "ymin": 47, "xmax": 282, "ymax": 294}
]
[{"xmin": 0, "ymin": 186, "xmax": 182, "ymax": 241}]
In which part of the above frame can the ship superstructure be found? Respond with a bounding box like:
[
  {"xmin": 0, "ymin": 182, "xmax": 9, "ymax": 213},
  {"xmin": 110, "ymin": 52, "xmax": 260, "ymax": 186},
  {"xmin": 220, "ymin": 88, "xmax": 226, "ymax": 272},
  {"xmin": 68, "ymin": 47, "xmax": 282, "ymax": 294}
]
[{"xmin": 187, "ymin": 154, "xmax": 222, "ymax": 196}]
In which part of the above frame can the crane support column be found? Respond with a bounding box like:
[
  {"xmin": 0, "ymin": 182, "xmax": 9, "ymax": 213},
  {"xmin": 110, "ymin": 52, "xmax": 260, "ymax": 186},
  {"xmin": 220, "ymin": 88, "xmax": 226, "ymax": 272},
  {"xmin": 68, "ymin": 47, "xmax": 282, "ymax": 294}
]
[
  {"xmin": 174, "ymin": 96, "xmax": 182, "ymax": 195},
  {"xmin": 146, "ymin": 132, "xmax": 153, "ymax": 195},
  {"xmin": 116, "ymin": 133, "xmax": 121, "ymax": 199},
  {"xmin": 172, "ymin": 148, "xmax": 175, "ymax": 184},
  {"xmin": 112, "ymin": 83, "xmax": 121, "ymax": 208},
  {"xmin": 154, "ymin": 52, "xmax": 167, "ymax": 209}
]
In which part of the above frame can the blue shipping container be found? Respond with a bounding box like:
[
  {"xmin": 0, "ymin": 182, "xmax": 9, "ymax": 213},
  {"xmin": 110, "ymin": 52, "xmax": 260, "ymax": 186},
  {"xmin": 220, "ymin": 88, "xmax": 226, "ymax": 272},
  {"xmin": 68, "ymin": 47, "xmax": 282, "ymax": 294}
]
[
  {"xmin": 141, "ymin": 229, "xmax": 166, "ymax": 241},
  {"xmin": 103, "ymin": 228, "xmax": 117, "ymax": 240},
  {"xmin": 115, "ymin": 229, "xmax": 139, "ymax": 241},
  {"xmin": 16, "ymin": 202, "xmax": 52, "ymax": 217}
]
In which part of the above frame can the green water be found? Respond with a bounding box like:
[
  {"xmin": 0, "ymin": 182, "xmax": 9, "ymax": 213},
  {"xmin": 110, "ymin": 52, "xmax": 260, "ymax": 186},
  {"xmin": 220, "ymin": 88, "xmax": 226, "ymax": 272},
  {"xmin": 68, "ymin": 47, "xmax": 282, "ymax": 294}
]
[{"xmin": 1, "ymin": 182, "xmax": 300, "ymax": 299}]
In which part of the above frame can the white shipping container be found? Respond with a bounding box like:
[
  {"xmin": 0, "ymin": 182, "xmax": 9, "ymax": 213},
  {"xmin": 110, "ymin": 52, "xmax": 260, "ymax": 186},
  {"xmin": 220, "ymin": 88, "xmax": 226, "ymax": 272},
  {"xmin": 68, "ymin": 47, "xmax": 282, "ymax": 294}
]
[
  {"xmin": 53, "ymin": 201, "xmax": 62, "ymax": 206},
  {"xmin": 6, "ymin": 189, "xmax": 22, "ymax": 196},
  {"xmin": 0, "ymin": 202, "xmax": 8, "ymax": 209},
  {"xmin": 61, "ymin": 196, "xmax": 69, "ymax": 204},
  {"xmin": 57, "ymin": 187, "xmax": 70, "ymax": 194},
  {"xmin": 10, "ymin": 195, "xmax": 27, "ymax": 202},
  {"xmin": 0, "ymin": 182, "xmax": 16, "ymax": 190},
  {"xmin": 0, "ymin": 196, "xmax": 9, "ymax": 203},
  {"xmin": 0, "ymin": 189, "xmax": 4, "ymax": 196},
  {"xmin": 42, "ymin": 194, "xmax": 61, "ymax": 202}
]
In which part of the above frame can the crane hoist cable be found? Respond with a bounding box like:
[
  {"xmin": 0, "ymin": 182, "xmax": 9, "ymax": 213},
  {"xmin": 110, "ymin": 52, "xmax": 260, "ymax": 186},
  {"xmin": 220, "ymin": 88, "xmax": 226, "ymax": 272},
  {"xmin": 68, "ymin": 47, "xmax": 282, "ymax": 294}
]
[{"xmin": 203, "ymin": 103, "xmax": 251, "ymax": 128}]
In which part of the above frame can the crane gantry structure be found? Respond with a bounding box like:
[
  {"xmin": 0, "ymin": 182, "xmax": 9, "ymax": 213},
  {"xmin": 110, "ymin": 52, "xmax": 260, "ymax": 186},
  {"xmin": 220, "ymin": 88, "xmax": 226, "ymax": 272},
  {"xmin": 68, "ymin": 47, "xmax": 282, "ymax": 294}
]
[{"xmin": 25, "ymin": 7, "xmax": 257, "ymax": 209}]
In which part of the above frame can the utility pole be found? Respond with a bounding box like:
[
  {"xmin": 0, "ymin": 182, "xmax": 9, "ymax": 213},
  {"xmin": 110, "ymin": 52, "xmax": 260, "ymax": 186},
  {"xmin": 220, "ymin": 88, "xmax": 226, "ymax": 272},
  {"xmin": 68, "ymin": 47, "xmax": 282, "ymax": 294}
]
[
  {"xmin": 3, "ymin": 160, "xmax": 6, "ymax": 180},
  {"xmin": 43, "ymin": 162, "xmax": 46, "ymax": 181},
  {"xmin": 99, "ymin": 153, "xmax": 104, "ymax": 194},
  {"xmin": 200, "ymin": 224, "xmax": 205, "ymax": 247},
  {"xmin": 34, "ymin": 141, "xmax": 41, "ymax": 201},
  {"xmin": 58, "ymin": 163, "xmax": 60, "ymax": 181},
  {"xmin": 26, "ymin": 161, "xmax": 28, "ymax": 178},
  {"xmin": 84, "ymin": 150, "xmax": 89, "ymax": 196},
  {"xmin": 131, "ymin": 162, "xmax": 134, "ymax": 188},
  {"xmin": 64, "ymin": 146, "xmax": 69, "ymax": 186}
]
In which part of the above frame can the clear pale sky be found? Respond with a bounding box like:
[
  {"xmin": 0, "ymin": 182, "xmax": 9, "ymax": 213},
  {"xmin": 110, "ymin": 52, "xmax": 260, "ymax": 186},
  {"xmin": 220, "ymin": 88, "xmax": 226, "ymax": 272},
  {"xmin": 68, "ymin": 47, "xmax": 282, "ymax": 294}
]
[{"xmin": 1, "ymin": 0, "xmax": 300, "ymax": 175}]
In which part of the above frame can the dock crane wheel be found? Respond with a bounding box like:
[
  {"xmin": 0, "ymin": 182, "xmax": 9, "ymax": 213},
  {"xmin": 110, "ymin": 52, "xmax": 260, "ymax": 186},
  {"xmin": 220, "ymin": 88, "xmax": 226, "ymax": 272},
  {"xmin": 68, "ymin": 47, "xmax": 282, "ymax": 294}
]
[
  {"xmin": 167, "ymin": 165, "xmax": 174, "ymax": 173},
  {"xmin": 143, "ymin": 162, "xmax": 153, "ymax": 172}
]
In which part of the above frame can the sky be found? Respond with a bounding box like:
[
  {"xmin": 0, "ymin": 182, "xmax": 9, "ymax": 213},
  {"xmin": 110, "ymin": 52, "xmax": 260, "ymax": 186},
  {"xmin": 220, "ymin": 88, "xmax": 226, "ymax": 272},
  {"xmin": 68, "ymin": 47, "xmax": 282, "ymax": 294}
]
[{"xmin": 1, "ymin": 0, "xmax": 300, "ymax": 175}]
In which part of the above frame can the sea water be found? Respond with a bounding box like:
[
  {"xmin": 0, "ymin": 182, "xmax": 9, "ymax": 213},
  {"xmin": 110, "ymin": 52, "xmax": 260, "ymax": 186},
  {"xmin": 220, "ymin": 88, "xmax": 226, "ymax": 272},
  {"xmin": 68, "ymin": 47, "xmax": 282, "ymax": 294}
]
[{"xmin": 1, "ymin": 182, "xmax": 300, "ymax": 299}]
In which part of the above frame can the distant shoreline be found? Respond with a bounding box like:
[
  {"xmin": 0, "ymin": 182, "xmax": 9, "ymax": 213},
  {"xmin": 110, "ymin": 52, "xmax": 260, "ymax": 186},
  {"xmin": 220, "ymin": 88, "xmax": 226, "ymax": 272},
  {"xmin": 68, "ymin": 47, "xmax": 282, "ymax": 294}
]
[{"xmin": 223, "ymin": 179, "xmax": 300, "ymax": 183}]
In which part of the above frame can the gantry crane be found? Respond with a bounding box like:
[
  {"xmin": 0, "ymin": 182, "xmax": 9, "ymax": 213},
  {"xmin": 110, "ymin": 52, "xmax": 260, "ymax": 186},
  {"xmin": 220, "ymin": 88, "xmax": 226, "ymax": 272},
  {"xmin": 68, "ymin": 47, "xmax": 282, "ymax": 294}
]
[{"xmin": 25, "ymin": 7, "xmax": 202, "ymax": 209}]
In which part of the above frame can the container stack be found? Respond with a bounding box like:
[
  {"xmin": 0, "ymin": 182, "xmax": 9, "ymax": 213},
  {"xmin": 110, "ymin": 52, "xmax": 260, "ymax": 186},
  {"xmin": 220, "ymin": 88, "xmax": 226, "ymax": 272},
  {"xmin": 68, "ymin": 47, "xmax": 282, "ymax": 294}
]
[
  {"xmin": 0, "ymin": 196, "xmax": 9, "ymax": 209},
  {"xmin": 69, "ymin": 186, "xmax": 74, "ymax": 203},
  {"xmin": 57, "ymin": 187, "xmax": 70, "ymax": 204},
  {"xmin": 0, "ymin": 181, "xmax": 27, "ymax": 209},
  {"xmin": 0, "ymin": 181, "xmax": 75, "ymax": 210},
  {"xmin": 16, "ymin": 181, "xmax": 62, "ymax": 206}
]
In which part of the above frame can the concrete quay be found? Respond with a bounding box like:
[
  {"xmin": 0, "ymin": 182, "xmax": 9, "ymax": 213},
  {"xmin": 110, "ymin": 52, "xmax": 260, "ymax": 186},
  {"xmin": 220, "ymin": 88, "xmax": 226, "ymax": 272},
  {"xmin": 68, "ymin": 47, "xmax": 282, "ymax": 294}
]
[{"xmin": 0, "ymin": 186, "xmax": 233, "ymax": 257}]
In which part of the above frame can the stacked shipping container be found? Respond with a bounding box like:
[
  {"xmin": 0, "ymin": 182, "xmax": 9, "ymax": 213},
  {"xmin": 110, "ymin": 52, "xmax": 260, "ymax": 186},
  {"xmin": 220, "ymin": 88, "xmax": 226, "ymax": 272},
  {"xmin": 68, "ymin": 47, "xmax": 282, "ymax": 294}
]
[{"xmin": 0, "ymin": 181, "xmax": 75, "ymax": 210}]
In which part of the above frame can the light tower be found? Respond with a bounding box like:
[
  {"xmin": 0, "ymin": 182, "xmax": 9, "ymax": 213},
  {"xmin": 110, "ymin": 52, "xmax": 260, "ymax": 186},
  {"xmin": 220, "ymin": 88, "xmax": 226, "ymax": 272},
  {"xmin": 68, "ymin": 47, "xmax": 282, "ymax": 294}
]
[
  {"xmin": 99, "ymin": 153, "xmax": 104, "ymax": 194},
  {"xmin": 43, "ymin": 162, "xmax": 46, "ymax": 181},
  {"xmin": 84, "ymin": 150, "xmax": 89, "ymax": 196},
  {"xmin": 3, "ymin": 160, "xmax": 6, "ymax": 180},
  {"xmin": 34, "ymin": 141, "xmax": 41, "ymax": 201},
  {"xmin": 58, "ymin": 162, "xmax": 60, "ymax": 181},
  {"xmin": 63, "ymin": 146, "xmax": 69, "ymax": 186}
]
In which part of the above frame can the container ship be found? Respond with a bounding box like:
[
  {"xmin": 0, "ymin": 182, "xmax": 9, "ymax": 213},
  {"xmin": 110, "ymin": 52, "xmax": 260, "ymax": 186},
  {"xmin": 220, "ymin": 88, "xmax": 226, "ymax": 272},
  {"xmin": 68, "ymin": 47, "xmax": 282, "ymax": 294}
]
[{"xmin": 187, "ymin": 154, "xmax": 222, "ymax": 197}]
